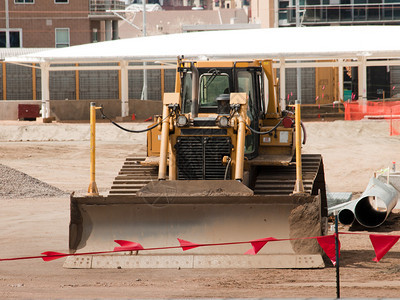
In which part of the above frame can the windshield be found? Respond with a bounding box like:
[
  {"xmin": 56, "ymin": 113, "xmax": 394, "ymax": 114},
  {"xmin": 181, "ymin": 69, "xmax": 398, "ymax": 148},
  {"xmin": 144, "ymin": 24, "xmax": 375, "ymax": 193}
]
[{"xmin": 199, "ymin": 73, "xmax": 230, "ymax": 108}]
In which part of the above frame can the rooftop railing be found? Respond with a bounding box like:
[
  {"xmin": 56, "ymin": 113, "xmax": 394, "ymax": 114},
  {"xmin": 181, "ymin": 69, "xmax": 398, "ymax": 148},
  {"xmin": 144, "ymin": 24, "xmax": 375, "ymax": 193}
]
[
  {"xmin": 283, "ymin": 3, "xmax": 400, "ymax": 24},
  {"xmin": 89, "ymin": 0, "xmax": 126, "ymax": 15}
]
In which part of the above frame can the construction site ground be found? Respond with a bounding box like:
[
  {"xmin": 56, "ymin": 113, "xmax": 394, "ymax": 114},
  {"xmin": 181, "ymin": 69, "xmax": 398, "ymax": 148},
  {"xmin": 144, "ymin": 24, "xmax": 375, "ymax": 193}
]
[{"xmin": 1, "ymin": 119, "xmax": 400, "ymax": 299}]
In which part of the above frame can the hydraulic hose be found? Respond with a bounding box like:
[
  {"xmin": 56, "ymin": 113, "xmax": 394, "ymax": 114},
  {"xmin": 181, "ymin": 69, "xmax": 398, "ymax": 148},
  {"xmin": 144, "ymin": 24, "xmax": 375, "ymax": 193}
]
[
  {"xmin": 300, "ymin": 120, "xmax": 307, "ymax": 145},
  {"xmin": 99, "ymin": 106, "xmax": 171, "ymax": 133},
  {"xmin": 224, "ymin": 157, "xmax": 232, "ymax": 180},
  {"xmin": 246, "ymin": 118, "xmax": 306, "ymax": 145},
  {"xmin": 245, "ymin": 118, "xmax": 284, "ymax": 135}
]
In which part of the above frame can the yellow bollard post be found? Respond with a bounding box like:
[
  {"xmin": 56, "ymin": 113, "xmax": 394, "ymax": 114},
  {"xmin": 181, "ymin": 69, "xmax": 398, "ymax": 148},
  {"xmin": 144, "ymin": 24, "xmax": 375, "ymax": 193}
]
[
  {"xmin": 235, "ymin": 112, "xmax": 246, "ymax": 182},
  {"xmin": 87, "ymin": 102, "xmax": 100, "ymax": 196},
  {"xmin": 158, "ymin": 103, "xmax": 170, "ymax": 180},
  {"xmin": 293, "ymin": 100, "xmax": 305, "ymax": 194}
]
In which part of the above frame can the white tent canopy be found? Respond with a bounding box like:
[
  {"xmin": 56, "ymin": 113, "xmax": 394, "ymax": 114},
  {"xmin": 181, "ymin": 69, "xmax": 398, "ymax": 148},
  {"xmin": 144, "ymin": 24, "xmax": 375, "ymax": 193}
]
[
  {"xmin": 5, "ymin": 25, "xmax": 400, "ymax": 117},
  {"xmin": 6, "ymin": 26, "xmax": 400, "ymax": 62}
]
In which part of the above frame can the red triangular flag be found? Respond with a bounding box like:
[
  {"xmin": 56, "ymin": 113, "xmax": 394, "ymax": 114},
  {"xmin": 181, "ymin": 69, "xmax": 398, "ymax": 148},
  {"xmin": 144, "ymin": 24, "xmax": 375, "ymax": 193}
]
[
  {"xmin": 245, "ymin": 237, "xmax": 278, "ymax": 255},
  {"xmin": 41, "ymin": 251, "xmax": 68, "ymax": 262},
  {"xmin": 317, "ymin": 235, "xmax": 340, "ymax": 265},
  {"xmin": 113, "ymin": 240, "xmax": 144, "ymax": 252},
  {"xmin": 370, "ymin": 234, "xmax": 400, "ymax": 262},
  {"xmin": 177, "ymin": 238, "xmax": 201, "ymax": 251}
]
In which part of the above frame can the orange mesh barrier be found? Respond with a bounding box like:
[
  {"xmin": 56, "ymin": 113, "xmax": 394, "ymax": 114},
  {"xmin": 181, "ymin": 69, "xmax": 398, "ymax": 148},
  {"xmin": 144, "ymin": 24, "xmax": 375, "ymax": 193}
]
[
  {"xmin": 389, "ymin": 105, "xmax": 400, "ymax": 136},
  {"xmin": 344, "ymin": 101, "xmax": 400, "ymax": 135}
]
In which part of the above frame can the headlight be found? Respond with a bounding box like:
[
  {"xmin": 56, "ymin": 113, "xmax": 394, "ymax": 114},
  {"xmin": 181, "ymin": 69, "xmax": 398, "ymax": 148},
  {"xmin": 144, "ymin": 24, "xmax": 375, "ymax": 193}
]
[
  {"xmin": 217, "ymin": 116, "xmax": 230, "ymax": 128},
  {"xmin": 176, "ymin": 115, "xmax": 188, "ymax": 127}
]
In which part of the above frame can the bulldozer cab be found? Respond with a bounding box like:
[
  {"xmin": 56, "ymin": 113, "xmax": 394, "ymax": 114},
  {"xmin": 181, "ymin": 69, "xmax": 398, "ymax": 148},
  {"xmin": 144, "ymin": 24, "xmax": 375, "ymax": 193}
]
[
  {"xmin": 181, "ymin": 66, "xmax": 262, "ymax": 156},
  {"xmin": 147, "ymin": 60, "xmax": 294, "ymax": 182}
]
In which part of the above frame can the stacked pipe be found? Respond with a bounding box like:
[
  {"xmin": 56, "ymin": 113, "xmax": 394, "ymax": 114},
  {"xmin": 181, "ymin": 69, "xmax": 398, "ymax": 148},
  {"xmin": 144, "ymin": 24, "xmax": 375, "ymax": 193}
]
[{"xmin": 337, "ymin": 177, "xmax": 398, "ymax": 228}]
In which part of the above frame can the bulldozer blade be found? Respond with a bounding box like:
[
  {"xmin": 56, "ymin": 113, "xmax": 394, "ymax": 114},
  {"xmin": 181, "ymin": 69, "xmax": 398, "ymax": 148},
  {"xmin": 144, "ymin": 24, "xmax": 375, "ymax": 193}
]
[{"xmin": 66, "ymin": 187, "xmax": 325, "ymax": 269}]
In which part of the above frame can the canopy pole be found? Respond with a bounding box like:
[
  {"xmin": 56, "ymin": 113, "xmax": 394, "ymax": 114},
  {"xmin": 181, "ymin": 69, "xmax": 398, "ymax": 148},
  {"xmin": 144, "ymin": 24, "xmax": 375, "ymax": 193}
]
[
  {"xmin": 5, "ymin": 0, "xmax": 9, "ymax": 48},
  {"xmin": 358, "ymin": 56, "xmax": 367, "ymax": 113},
  {"xmin": 120, "ymin": 60, "xmax": 129, "ymax": 117},
  {"xmin": 40, "ymin": 62, "xmax": 50, "ymax": 119},
  {"xmin": 338, "ymin": 59, "xmax": 343, "ymax": 102},
  {"xmin": 362, "ymin": 57, "xmax": 367, "ymax": 101}
]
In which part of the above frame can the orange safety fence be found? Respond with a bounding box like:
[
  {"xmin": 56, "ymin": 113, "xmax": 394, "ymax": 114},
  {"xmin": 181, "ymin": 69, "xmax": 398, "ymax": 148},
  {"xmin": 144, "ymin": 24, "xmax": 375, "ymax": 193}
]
[
  {"xmin": 344, "ymin": 101, "xmax": 400, "ymax": 136},
  {"xmin": 1, "ymin": 232, "xmax": 400, "ymax": 265}
]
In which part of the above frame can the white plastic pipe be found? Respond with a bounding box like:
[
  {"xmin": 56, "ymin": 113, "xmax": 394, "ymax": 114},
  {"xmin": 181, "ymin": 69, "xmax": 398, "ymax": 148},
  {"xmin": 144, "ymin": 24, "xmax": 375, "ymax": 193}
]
[
  {"xmin": 338, "ymin": 177, "xmax": 398, "ymax": 228},
  {"xmin": 354, "ymin": 177, "xmax": 398, "ymax": 228}
]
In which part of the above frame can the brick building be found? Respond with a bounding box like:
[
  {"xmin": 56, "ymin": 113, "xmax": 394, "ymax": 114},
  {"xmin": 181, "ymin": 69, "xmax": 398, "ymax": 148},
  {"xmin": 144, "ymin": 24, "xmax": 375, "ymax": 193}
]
[{"xmin": 0, "ymin": 0, "xmax": 124, "ymax": 48}]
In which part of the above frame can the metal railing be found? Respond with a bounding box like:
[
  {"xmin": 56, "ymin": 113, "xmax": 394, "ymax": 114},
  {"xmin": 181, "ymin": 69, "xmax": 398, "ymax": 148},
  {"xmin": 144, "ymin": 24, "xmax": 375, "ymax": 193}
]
[
  {"xmin": 89, "ymin": 0, "xmax": 126, "ymax": 15},
  {"xmin": 284, "ymin": 3, "xmax": 400, "ymax": 24}
]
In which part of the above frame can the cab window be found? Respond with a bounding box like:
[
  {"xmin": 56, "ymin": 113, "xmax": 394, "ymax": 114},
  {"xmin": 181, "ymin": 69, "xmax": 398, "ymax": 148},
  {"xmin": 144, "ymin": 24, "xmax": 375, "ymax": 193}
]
[
  {"xmin": 238, "ymin": 70, "xmax": 257, "ymax": 154},
  {"xmin": 182, "ymin": 72, "xmax": 192, "ymax": 113},
  {"xmin": 199, "ymin": 73, "xmax": 230, "ymax": 109}
]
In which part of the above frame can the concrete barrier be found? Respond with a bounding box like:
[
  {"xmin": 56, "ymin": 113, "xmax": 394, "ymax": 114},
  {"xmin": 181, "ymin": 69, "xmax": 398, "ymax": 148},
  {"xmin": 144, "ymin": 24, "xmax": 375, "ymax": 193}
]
[
  {"xmin": 1, "ymin": 100, "xmax": 344, "ymax": 122},
  {"xmin": 0, "ymin": 100, "xmax": 41, "ymax": 121},
  {"xmin": 0, "ymin": 99, "xmax": 162, "ymax": 121}
]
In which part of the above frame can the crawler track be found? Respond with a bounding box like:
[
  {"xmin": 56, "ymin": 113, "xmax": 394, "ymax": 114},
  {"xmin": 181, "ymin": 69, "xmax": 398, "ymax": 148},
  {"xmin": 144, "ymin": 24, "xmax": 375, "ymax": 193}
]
[
  {"xmin": 253, "ymin": 153, "xmax": 327, "ymax": 217},
  {"xmin": 108, "ymin": 157, "xmax": 158, "ymax": 196},
  {"xmin": 253, "ymin": 154, "xmax": 326, "ymax": 195},
  {"xmin": 109, "ymin": 154, "xmax": 326, "ymax": 205}
]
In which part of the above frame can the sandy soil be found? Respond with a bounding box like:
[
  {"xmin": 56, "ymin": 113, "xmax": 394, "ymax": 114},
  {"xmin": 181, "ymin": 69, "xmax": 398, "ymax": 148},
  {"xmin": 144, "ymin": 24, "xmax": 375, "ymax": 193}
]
[{"xmin": 1, "ymin": 119, "xmax": 400, "ymax": 299}]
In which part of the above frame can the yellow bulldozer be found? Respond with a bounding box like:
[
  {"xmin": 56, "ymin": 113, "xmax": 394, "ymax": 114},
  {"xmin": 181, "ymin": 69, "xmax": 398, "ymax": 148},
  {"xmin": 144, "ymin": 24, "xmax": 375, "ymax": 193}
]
[{"xmin": 66, "ymin": 59, "xmax": 328, "ymax": 269}]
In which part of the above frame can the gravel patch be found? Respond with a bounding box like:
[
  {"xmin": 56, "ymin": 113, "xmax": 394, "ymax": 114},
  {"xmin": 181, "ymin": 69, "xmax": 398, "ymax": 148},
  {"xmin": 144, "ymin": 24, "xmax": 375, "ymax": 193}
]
[{"xmin": 0, "ymin": 164, "xmax": 66, "ymax": 199}]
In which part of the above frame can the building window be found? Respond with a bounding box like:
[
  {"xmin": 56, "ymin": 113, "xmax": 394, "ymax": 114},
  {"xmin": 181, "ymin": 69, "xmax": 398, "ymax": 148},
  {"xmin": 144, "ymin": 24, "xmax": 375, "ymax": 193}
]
[
  {"xmin": 0, "ymin": 29, "xmax": 22, "ymax": 47},
  {"xmin": 55, "ymin": 28, "xmax": 70, "ymax": 48},
  {"xmin": 15, "ymin": 0, "xmax": 34, "ymax": 3},
  {"xmin": 55, "ymin": 0, "xmax": 68, "ymax": 3},
  {"xmin": 9, "ymin": 31, "xmax": 20, "ymax": 47}
]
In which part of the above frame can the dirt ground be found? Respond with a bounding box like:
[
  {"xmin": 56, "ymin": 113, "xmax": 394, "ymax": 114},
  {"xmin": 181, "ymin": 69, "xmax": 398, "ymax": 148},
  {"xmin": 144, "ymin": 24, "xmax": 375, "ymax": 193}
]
[{"xmin": 1, "ymin": 119, "xmax": 400, "ymax": 299}]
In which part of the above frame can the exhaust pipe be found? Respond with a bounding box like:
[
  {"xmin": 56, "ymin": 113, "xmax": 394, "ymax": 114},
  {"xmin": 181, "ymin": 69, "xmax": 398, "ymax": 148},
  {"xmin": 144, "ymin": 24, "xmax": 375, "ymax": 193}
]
[{"xmin": 338, "ymin": 177, "xmax": 398, "ymax": 228}]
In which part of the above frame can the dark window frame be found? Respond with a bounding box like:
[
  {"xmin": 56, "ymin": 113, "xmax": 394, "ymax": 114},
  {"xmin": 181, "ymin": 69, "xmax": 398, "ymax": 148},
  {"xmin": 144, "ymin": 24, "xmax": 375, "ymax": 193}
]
[{"xmin": 14, "ymin": 0, "xmax": 34, "ymax": 4}]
